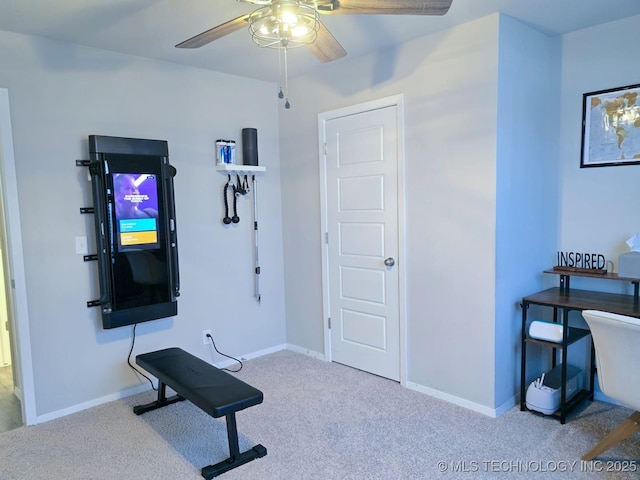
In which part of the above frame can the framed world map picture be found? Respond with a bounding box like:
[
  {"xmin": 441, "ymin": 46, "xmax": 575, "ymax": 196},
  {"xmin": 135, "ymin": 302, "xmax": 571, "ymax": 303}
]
[{"xmin": 580, "ymin": 83, "xmax": 640, "ymax": 168}]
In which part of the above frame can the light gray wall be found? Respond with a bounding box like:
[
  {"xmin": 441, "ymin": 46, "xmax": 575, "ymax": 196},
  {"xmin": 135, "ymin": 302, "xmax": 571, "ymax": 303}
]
[
  {"xmin": 280, "ymin": 15, "xmax": 503, "ymax": 410},
  {"xmin": 559, "ymin": 14, "xmax": 640, "ymax": 294},
  {"xmin": 494, "ymin": 17, "xmax": 561, "ymax": 408},
  {"xmin": 3, "ymin": 10, "xmax": 636, "ymax": 421},
  {"xmin": 555, "ymin": 14, "xmax": 640, "ymax": 388},
  {"xmin": 281, "ymin": 11, "xmax": 639, "ymax": 413},
  {"xmin": 0, "ymin": 30, "xmax": 286, "ymax": 418}
]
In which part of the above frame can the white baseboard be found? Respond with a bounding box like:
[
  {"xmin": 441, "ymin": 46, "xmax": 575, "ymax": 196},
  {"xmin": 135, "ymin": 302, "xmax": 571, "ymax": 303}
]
[
  {"xmin": 406, "ymin": 381, "xmax": 504, "ymax": 418},
  {"xmin": 494, "ymin": 395, "xmax": 517, "ymax": 417},
  {"xmin": 285, "ymin": 343, "xmax": 326, "ymax": 361},
  {"xmin": 35, "ymin": 383, "xmax": 150, "ymax": 424},
  {"xmin": 13, "ymin": 384, "xmax": 23, "ymax": 402},
  {"xmin": 594, "ymin": 390, "xmax": 624, "ymax": 406},
  {"xmin": 34, "ymin": 343, "xmax": 292, "ymax": 425},
  {"xmin": 215, "ymin": 343, "xmax": 287, "ymax": 370},
  {"xmin": 285, "ymin": 347, "xmax": 514, "ymax": 417},
  {"xmin": 36, "ymin": 344, "xmax": 536, "ymax": 425}
]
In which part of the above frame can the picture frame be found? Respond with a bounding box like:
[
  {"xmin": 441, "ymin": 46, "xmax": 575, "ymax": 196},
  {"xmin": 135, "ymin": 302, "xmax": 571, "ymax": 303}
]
[{"xmin": 580, "ymin": 83, "xmax": 640, "ymax": 168}]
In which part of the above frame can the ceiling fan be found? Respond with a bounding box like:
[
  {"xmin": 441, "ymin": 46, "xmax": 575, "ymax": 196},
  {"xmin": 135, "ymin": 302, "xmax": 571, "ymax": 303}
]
[{"xmin": 176, "ymin": 0, "xmax": 453, "ymax": 107}]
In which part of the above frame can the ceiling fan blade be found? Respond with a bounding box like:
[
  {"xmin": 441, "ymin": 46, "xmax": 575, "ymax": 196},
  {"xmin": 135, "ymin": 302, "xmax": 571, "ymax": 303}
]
[
  {"xmin": 319, "ymin": 0, "xmax": 453, "ymax": 16},
  {"xmin": 176, "ymin": 14, "xmax": 250, "ymax": 49},
  {"xmin": 306, "ymin": 20, "xmax": 347, "ymax": 63}
]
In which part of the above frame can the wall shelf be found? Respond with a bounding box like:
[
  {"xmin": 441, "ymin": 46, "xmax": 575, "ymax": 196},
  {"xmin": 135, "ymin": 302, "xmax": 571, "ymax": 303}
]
[{"xmin": 216, "ymin": 164, "xmax": 265, "ymax": 174}]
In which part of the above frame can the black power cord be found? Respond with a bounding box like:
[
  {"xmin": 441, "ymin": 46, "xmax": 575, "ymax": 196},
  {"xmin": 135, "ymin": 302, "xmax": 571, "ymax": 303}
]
[
  {"xmin": 127, "ymin": 323, "xmax": 157, "ymax": 391},
  {"xmin": 206, "ymin": 333, "xmax": 243, "ymax": 373}
]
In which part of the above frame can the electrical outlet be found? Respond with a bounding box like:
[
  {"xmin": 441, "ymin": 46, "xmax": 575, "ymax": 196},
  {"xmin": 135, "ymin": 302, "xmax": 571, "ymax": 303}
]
[
  {"xmin": 75, "ymin": 236, "xmax": 88, "ymax": 255},
  {"xmin": 202, "ymin": 329, "xmax": 212, "ymax": 345}
]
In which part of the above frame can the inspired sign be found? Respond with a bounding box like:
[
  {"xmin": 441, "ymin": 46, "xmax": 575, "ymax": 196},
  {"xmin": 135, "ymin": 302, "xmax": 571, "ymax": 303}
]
[{"xmin": 556, "ymin": 251, "xmax": 606, "ymax": 270}]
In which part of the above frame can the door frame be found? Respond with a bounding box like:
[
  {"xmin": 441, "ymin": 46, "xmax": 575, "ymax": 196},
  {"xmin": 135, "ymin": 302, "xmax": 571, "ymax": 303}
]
[
  {"xmin": 0, "ymin": 88, "xmax": 36, "ymax": 425},
  {"xmin": 318, "ymin": 94, "xmax": 407, "ymax": 386}
]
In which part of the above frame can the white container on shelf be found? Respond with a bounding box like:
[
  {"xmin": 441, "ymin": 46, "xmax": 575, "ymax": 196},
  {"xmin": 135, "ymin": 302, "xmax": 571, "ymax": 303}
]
[
  {"xmin": 526, "ymin": 364, "xmax": 583, "ymax": 415},
  {"xmin": 216, "ymin": 140, "xmax": 236, "ymax": 165},
  {"xmin": 529, "ymin": 320, "xmax": 566, "ymax": 343}
]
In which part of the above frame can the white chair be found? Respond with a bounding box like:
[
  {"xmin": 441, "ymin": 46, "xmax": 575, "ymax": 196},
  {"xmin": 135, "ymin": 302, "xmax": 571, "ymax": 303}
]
[{"xmin": 581, "ymin": 310, "xmax": 640, "ymax": 461}]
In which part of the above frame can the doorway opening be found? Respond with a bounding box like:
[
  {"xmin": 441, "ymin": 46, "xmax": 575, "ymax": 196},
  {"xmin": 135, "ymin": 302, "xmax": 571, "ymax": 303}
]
[
  {"xmin": 0, "ymin": 237, "xmax": 20, "ymax": 432},
  {"xmin": 0, "ymin": 87, "xmax": 35, "ymax": 428}
]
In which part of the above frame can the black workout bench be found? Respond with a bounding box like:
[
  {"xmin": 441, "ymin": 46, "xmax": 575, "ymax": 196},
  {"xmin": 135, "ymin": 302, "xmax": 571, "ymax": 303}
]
[{"xmin": 133, "ymin": 347, "xmax": 266, "ymax": 479}]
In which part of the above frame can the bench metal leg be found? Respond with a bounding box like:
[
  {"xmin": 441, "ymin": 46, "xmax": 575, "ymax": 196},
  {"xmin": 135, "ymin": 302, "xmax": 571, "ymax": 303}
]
[
  {"xmin": 200, "ymin": 413, "xmax": 267, "ymax": 479},
  {"xmin": 132, "ymin": 381, "xmax": 186, "ymax": 415}
]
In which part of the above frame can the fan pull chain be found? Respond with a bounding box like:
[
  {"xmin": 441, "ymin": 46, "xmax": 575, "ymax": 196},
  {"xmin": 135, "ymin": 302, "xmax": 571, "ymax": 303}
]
[
  {"xmin": 275, "ymin": 44, "xmax": 291, "ymax": 109},
  {"xmin": 277, "ymin": 49, "xmax": 284, "ymax": 99},
  {"xmin": 284, "ymin": 46, "xmax": 290, "ymax": 109}
]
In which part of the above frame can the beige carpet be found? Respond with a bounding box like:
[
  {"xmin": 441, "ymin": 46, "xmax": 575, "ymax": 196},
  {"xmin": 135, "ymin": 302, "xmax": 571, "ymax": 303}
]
[{"xmin": 0, "ymin": 350, "xmax": 638, "ymax": 479}]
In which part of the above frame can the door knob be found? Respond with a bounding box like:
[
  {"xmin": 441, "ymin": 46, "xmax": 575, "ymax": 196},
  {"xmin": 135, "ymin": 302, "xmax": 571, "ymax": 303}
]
[{"xmin": 384, "ymin": 257, "xmax": 395, "ymax": 267}]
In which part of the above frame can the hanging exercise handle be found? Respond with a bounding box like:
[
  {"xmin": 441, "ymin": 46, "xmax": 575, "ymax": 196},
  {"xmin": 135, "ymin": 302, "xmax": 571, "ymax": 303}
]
[{"xmin": 222, "ymin": 175, "xmax": 232, "ymax": 225}]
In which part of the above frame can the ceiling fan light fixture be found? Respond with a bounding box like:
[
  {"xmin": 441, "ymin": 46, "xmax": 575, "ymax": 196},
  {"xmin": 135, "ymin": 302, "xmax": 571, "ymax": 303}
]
[
  {"xmin": 249, "ymin": 2, "xmax": 320, "ymax": 49},
  {"xmin": 280, "ymin": 10, "xmax": 299, "ymax": 25},
  {"xmin": 178, "ymin": 0, "xmax": 454, "ymax": 109},
  {"xmin": 291, "ymin": 24, "xmax": 310, "ymax": 37}
]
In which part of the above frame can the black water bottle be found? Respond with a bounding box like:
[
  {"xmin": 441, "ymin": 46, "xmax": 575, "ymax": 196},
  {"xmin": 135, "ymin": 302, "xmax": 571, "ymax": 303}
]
[{"xmin": 242, "ymin": 128, "xmax": 258, "ymax": 166}]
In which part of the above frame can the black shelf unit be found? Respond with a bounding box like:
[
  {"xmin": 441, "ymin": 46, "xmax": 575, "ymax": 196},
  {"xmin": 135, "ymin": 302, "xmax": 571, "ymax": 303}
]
[
  {"xmin": 520, "ymin": 302, "xmax": 594, "ymax": 424},
  {"xmin": 521, "ymin": 269, "xmax": 640, "ymax": 424}
]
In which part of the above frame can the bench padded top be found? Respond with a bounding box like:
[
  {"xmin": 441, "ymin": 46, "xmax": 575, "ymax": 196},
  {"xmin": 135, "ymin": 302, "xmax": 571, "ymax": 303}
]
[{"xmin": 136, "ymin": 347, "xmax": 263, "ymax": 418}]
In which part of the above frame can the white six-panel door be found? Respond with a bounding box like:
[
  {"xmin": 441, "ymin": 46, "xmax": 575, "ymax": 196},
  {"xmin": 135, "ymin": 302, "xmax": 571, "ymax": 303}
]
[{"xmin": 321, "ymin": 100, "xmax": 402, "ymax": 381}]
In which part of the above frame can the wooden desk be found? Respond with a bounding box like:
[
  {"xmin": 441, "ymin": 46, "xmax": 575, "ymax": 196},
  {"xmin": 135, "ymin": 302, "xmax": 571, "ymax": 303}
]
[
  {"xmin": 520, "ymin": 271, "xmax": 640, "ymax": 424},
  {"xmin": 524, "ymin": 287, "xmax": 640, "ymax": 317}
]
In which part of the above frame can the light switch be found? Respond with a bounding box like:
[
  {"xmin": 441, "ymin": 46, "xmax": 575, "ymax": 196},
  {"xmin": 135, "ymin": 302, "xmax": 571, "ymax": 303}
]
[{"xmin": 75, "ymin": 236, "xmax": 88, "ymax": 255}]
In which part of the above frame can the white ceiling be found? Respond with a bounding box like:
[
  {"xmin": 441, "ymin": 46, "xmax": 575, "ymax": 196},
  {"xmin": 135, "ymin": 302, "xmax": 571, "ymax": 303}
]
[{"xmin": 0, "ymin": 0, "xmax": 639, "ymax": 82}]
